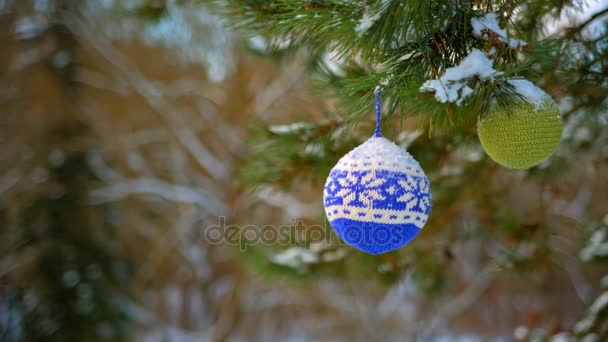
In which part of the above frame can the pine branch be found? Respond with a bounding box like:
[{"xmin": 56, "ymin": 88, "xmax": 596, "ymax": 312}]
[{"xmin": 223, "ymin": 0, "xmax": 574, "ymax": 131}]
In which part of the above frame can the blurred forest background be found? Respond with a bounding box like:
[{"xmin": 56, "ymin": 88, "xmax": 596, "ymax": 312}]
[{"xmin": 1, "ymin": 0, "xmax": 608, "ymax": 341}]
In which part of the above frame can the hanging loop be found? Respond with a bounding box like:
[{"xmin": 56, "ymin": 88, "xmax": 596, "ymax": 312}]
[{"xmin": 374, "ymin": 86, "xmax": 382, "ymax": 137}]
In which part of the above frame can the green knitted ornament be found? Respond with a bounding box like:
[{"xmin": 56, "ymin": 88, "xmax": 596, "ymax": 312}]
[{"xmin": 477, "ymin": 80, "xmax": 563, "ymax": 170}]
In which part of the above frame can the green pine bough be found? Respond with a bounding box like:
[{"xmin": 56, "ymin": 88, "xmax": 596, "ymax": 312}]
[{"xmin": 226, "ymin": 0, "xmax": 606, "ymax": 293}]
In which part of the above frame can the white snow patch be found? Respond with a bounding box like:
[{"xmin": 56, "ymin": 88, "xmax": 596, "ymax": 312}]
[
  {"xmin": 602, "ymin": 275, "xmax": 608, "ymax": 289},
  {"xmin": 270, "ymin": 36, "xmax": 292, "ymax": 50},
  {"xmin": 471, "ymin": 13, "xmax": 505, "ymax": 39},
  {"xmin": 580, "ymin": 229, "xmax": 608, "ymax": 262},
  {"xmin": 575, "ymin": 317, "xmax": 593, "ymax": 334},
  {"xmin": 248, "ymin": 35, "xmax": 268, "ymax": 52},
  {"xmin": 307, "ymin": 243, "xmax": 347, "ymax": 262},
  {"xmin": 269, "ymin": 122, "xmax": 314, "ymax": 135},
  {"xmin": 471, "ymin": 12, "xmax": 527, "ymax": 48},
  {"xmin": 397, "ymin": 130, "xmax": 423, "ymax": 148},
  {"xmin": 544, "ymin": 1, "xmax": 608, "ymax": 38},
  {"xmin": 507, "ymin": 79, "xmax": 552, "ymax": 109},
  {"xmin": 439, "ymin": 164, "xmax": 463, "ymax": 176},
  {"xmin": 420, "ymin": 48, "xmax": 499, "ymax": 105},
  {"xmin": 574, "ymin": 127, "xmax": 592, "ymax": 143},
  {"xmin": 309, "ymin": 241, "xmax": 331, "ymax": 252},
  {"xmin": 442, "ymin": 18, "xmax": 449, "ymax": 30},
  {"xmin": 550, "ymin": 333, "xmax": 573, "ymax": 342},
  {"xmin": 589, "ymin": 291, "xmax": 608, "ymax": 315},
  {"xmin": 12, "ymin": 15, "xmax": 48, "ymax": 40},
  {"xmin": 460, "ymin": 85, "xmax": 474, "ymax": 100},
  {"xmin": 304, "ymin": 143, "xmax": 325, "ymax": 158},
  {"xmin": 514, "ymin": 326, "xmax": 529, "ymax": 340},
  {"xmin": 575, "ymin": 291, "xmax": 608, "ymax": 334},
  {"xmin": 558, "ymin": 96, "xmax": 574, "ymax": 113},
  {"xmin": 355, "ymin": 9, "xmax": 381, "ymax": 35},
  {"xmin": 380, "ymin": 74, "xmax": 393, "ymax": 86},
  {"xmin": 581, "ymin": 334, "xmax": 600, "ymax": 342},
  {"xmin": 322, "ymin": 49, "xmax": 346, "ymax": 76},
  {"xmin": 271, "ymin": 247, "xmax": 318, "ymax": 268},
  {"xmin": 453, "ymin": 144, "xmax": 484, "ymax": 163},
  {"xmin": 354, "ymin": 0, "xmax": 391, "ymax": 36}
]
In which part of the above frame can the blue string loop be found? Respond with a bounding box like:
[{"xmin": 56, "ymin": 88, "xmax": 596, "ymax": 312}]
[{"xmin": 374, "ymin": 86, "xmax": 382, "ymax": 137}]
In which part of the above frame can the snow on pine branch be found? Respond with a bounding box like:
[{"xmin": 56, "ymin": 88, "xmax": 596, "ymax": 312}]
[
  {"xmin": 355, "ymin": 0, "xmax": 391, "ymax": 36},
  {"xmin": 471, "ymin": 13, "xmax": 527, "ymax": 49},
  {"xmin": 506, "ymin": 79, "xmax": 552, "ymax": 109},
  {"xmin": 271, "ymin": 244, "xmax": 347, "ymax": 269},
  {"xmin": 580, "ymin": 218, "xmax": 608, "ymax": 262},
  {"xmin": 272, "ymin": 247, "xmax": 318, "ymax": 268},
  {"xmin": 575, "ymin": 291, "xmax": 608, "ymax": 334},
  {"xmin": 420, "ymin": 48, "xmax": 500, "ymax": 105},
  {"xmin": 268, "ymin": 122, "xmax": 315, "ymax": 135}
]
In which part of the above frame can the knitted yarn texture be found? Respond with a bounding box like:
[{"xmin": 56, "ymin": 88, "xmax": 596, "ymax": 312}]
[
  {"xmin": 323, "ymin": 136, "xmax": 432, "ymax": 254},
  {"xmin": 478, "ymin": 99, "xmax": 562, "ymax": 169}
]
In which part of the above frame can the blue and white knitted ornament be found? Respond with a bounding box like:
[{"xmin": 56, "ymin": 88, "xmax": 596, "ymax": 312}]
[{"xmin": 323, "ymin": 89, "xmax": 431, "ymax": 255}]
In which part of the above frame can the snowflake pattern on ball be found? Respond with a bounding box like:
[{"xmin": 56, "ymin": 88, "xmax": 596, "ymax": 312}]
[{"xmin": 324, "ymin": 137, "xmax": 431, "ymax": 228}]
